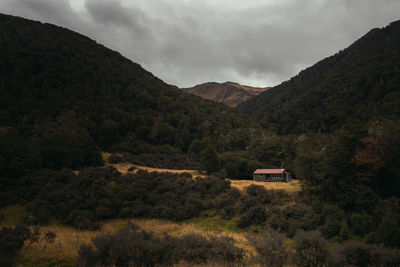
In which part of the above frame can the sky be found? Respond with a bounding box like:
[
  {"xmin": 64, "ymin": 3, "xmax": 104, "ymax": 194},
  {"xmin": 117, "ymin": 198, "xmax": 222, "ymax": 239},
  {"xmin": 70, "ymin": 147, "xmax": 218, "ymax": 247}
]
[{"xmin": 1, "ymin": 0, "xmax": 399, "ymax": 88}]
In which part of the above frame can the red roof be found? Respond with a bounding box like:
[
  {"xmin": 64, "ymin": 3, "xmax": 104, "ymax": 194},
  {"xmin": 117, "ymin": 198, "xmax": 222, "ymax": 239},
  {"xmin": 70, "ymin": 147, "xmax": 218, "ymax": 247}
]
[{"xmin": 253, "ymin": 169, "xmax": 286, "ymax": 174}]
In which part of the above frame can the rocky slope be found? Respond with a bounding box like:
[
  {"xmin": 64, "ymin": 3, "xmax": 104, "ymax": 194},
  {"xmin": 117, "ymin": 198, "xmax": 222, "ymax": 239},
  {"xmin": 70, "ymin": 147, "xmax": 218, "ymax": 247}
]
[{"xmin": 182, "ymin": 82, "xmax": 269, "ymax": 107}]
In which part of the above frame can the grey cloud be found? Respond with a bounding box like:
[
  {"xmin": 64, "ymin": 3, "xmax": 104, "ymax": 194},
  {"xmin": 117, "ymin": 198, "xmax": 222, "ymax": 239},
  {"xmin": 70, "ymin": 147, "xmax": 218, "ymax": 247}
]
[
  {"xmin": 85, "ymin": 0, "xmax": 140, "ymax": 29},
  {"xmin": 10, "ymin": 0, "xmax": 77, "ymax": 29},
  {"xmin": 0, "ymin": 0, "xmax": 399, "ymax": 87}
]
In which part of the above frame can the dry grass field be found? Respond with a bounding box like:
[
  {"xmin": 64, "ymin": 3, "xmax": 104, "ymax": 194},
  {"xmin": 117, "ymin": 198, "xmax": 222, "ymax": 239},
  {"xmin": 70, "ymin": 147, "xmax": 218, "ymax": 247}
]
[
  {"xmin": 14, "ymin": 218, "xmax": 255, "ymax": 266},
  {"xmin": 102, "ymin": 152, "xmax": 207, "ymax": 177},
  {"xmin": 230, "ymin": 179, "xmax": 301, "ymax": 193}
]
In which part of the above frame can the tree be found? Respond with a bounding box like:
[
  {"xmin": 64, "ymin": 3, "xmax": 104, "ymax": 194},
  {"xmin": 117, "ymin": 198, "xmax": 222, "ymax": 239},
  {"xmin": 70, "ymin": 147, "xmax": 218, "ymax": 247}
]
[{"xmin": 200, "ymin": 145, "xmax": 221, "ymax": 174}]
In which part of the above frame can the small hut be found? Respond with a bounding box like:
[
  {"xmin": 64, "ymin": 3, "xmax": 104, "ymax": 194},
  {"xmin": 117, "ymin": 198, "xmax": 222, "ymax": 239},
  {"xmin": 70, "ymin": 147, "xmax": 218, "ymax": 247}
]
[{"xmin": 253, "ymin": 169, "xmax": 291, "ymax": 182}]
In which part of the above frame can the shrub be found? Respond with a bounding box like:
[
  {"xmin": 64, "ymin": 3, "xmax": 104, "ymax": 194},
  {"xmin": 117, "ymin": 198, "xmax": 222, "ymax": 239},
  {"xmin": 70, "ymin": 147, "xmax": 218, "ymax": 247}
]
[
  {"xmin": 237, "ymin": 205, "xmax": 266, "ymax": 228},
  {"xmin": 108, "ymin": 153, "xmax": 122, "ymax": 163},
  {"xmin": 0, "ymin": 225, "xmax": 30, "ymax": 266},
  {"xmin": 331, "ymin": 242, "xmax": 400, "ymax": 266},
  {"xmin": 247, "ymin": 227, "xmax": 288, "ymax": 266},
  {"xmin": 331, "ymin": 242, "xmax": 374, "ymax": 266},
  {"xmin": 178, "ymin": 233, "xmax": 244, "ymax": 264},
  {"xmin": 291, "ymin": 230, "xmax": 330, "ymax": 267},
  {"xmin": 219, "ymin": 206, "xmax": 235, "ymax": 220},
  {"xmin": 77, "ymin": 223, "xmax": 244, "ymax": 266},
  {"xmin": 127, "ymin": 166, "xmax": 137, "ymax": 172},
  {"xmin": 350, "ymin": 212, "xmax": 374, "ymax": 236},
  {"xmin": 318, "ymin": 221, "xmax": 341, "ymax": 239}
]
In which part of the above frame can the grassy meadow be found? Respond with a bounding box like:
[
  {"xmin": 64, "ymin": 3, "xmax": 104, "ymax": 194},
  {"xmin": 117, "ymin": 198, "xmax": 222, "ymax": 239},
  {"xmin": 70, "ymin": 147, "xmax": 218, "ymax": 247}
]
[{"xmin": 0, "ymin": 205, "xmax": 259, "ymax": 266}]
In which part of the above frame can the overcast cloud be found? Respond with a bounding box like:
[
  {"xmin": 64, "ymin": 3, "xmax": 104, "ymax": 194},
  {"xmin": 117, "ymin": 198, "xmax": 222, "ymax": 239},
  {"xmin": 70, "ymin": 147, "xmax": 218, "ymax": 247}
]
[{"xmin": 1, "ymin": 0, "xmax": 399, "ymax": 87}]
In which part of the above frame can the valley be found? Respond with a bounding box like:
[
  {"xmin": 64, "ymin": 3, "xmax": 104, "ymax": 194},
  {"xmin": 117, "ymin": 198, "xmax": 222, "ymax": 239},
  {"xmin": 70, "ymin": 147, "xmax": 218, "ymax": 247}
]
[{"xmin": 0, "ymin": 13, "xmax": 399, "ymax": 266}]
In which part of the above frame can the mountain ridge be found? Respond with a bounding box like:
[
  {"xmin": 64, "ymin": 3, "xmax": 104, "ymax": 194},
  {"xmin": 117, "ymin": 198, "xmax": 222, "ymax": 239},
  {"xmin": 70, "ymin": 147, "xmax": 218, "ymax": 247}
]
[
  {"xmin": 0, "ymin": 13, "xmax": 254, "ymax": 170},
  {"xmin": 182, "ymin": 81, "xmax": 269, "ymax": 107},
  {"xmin": 238, "ymin": 20, "xmax": 400, "ymax": 134}
]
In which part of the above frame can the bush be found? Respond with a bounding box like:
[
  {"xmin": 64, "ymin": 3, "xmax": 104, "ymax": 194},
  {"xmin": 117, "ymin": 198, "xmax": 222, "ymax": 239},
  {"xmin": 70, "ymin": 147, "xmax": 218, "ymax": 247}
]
[
  {"xmin": 0, "ymin": 225, "xmax": 30, "ymax": 267},
  {"xmin": 247, "ymin": 227, "xmax": 288, "ymax": 266},
  {"xmin": 127, "ymin": 166, "xmax": 137, "ymax": 172},
  {"xmin": 318, "ymin": 221, "xmax": 341, "ymax": 239},
  {"xmin": 350, "ymin": 212, "xmax": 374, "ymax": 236},
  {"xmin": 178, "ymin": 233, "xmax": 244, "ymax": 264},
  {"xmin": 219, "ymin": 206, "xmax": 235, "ymax": 220},
  {"xmin": 237, "ymin": 205, "xmax": 266, "ymax": 228},
  {"xmin": 77, "ymin": 223, "xmax": 244, "ymax": 266},
  {"xmin": 331, "ymin": 242, "xmax": 400, "ymax": 266},
  {"xmin": 292, "ymin": 230, "xmax": 330, "ymax": 267},
  {"xmin": 246, "ymin": 185, "xmax": 272, "ymax": 204},
  {"xmin": 108, "ymin": 153, "xmax": 122, "ymax": 163}
]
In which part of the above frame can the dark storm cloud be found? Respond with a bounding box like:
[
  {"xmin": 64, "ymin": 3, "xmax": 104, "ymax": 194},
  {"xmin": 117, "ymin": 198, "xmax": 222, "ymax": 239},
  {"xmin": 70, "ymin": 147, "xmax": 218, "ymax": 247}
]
[{"xmin": 0, "ymin": 0, "xmax": 399, "ymax": 87}]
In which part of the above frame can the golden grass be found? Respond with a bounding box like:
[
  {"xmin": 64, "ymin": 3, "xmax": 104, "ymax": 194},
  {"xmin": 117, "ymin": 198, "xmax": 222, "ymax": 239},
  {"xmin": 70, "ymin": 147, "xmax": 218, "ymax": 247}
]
[
  {"xmin": 14, "ymin": 218, "xmax": 255, "ymax": 265},
  {"xmin": 229, "ymin": 179, "xmax": 301, "ymax": 193},
  {"xmin": 102, "ymin": 151, "xmax": 206, "ymax": 177}
]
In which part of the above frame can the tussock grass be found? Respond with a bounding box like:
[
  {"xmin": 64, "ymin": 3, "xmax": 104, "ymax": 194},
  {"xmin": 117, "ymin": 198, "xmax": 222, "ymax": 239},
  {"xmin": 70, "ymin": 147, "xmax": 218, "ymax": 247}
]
[
  {"xmin": 13, "ymin": 218, "xmax": 255, "ymax": 266},
  {"xmin": 230, "ymin": 179, "xmax": 301, "ymax": 193},
  {"xmin": 102, "ymin": 151, "xmax": 206, "ymax": 177}
]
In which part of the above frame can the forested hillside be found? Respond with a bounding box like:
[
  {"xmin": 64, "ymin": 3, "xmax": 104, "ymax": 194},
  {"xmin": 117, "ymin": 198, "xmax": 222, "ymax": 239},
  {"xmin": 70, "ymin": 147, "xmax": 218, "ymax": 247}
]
[
  {"xmin": 238, "ymin": 20, "xmax": 400, "ymax": 252},
  {"xmin": 0, "ymin": 13, "xmax": 254, "ymax": 173},
  {"xmin": 239, "ymin": 20, "xmax": 400, "ymax": 134}
]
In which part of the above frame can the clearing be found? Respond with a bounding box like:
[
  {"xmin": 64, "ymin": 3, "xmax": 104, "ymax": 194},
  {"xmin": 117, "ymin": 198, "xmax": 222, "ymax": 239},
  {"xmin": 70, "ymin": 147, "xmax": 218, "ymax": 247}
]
[{"xmin": 102, "ymin": 152, "xmax": 301, "ymax": 193}]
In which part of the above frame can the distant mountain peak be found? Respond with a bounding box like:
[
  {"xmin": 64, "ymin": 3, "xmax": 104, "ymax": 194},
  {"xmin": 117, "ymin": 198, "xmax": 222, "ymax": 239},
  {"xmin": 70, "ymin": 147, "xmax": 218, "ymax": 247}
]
[{"xmin": 182, "ymin": 82, "xmax": 270, "ymax": 107}]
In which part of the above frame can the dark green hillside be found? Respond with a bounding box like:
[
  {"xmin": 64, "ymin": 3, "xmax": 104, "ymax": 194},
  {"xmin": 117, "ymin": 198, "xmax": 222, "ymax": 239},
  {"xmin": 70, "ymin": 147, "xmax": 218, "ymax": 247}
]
[
  {"xmin": 238, "ymin": 20, "xmax": 400, "ymax": 134},
  {"xmin": 0, "ymin": 13, "xmax": 252, "ymax": 172},
  {"xmin": 240, "ymin": 19, "xmax": 400, "ymax": 249}
]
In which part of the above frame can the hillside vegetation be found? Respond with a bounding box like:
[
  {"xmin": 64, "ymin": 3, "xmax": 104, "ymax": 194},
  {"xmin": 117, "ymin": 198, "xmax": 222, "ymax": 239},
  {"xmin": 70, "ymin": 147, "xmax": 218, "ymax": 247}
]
[
  {"xmin": 239, "ymin": 20, "xmax": 400, "ymax": 134},
  {"xmin": 237, "ymin": 19, "xmax": 400, "ymax": 256},
  {"xmin": 0, "ymin": 13, "xmax": 253, "ymax": 171}
]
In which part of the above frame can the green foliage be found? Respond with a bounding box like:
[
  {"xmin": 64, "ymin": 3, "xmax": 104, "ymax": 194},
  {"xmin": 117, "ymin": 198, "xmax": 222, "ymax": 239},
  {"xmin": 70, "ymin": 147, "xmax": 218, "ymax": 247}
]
[
  {"xmin": 200, "ymin": 144, "xmax": 221, "ymax": 174},
  {"xmin": 350, "ymin": 212, "xmax": 374, "ymax": 236},
  {"xmin": 221, "ymin": 151, "xmax": 262, "ymax": 179},
  {"xmin": 15, "ymin": 167, "xmax": 233, "ymax": 228},
  {"xmin": 0, "ymin": 128, "xmax": 39, "ymax": 178},
  {"xmin": 0, "ymin": 128, "xmax": 41, "ymax": 206}
]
